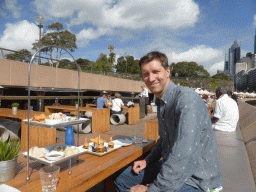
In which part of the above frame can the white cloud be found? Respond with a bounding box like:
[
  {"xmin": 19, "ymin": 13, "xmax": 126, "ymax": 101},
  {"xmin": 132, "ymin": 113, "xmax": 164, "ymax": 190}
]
[
  {"xmin": 254, "ymin": 14, "xmax": 256, "ymax": 27},
  {"xmin": 33, "ymin": 0, "xmax": 200, "ymax": 41},
  {"xmin": 77, "ymin": 27, "xmax": 112, "ymax": 46},
  {"xmin": 5, "ymin": 0, "xmax": 21, "ymax": 18},
  {"xmin": 0, "ymin": 20, "xmax": 38, "ymax": 51},
  {"xmin": 169, "ymin": 45, "xmax": 222, "ymax": 63},
  {"xmin": 208, "ymin": 61, "xmax": 224, "ymax": 76}
]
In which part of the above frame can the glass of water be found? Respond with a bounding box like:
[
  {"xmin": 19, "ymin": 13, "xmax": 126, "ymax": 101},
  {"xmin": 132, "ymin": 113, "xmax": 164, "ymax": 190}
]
[
  {"xmin": 39, "ymin": 166, "xmax": 60, "ymax": 192},
  {"xmin": 134, "ymin": 136, "xmax": 143, "ymax": 147}
]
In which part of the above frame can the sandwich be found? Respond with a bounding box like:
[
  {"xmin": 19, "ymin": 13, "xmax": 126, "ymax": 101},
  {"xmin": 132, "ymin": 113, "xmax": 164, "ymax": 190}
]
[
  {"xmin": 83, "ymin": 142, "xmax": 89, "ymax": 149},
  {"xmin": 96, "ymin": 144, "xmax": 105, "ymax": 153},
  {"xmin": 108, "ymin": 137, "xmax": 114, "ymax": 150},
  {"xmin": 108, "ymin": 141, "xmax": 114, "ymax": 150}
]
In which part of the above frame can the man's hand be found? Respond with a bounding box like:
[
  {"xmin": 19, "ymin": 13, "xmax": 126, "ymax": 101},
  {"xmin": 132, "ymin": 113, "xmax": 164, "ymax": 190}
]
[
  {"xmin": 130, "ymin": 185, "xmax": 148, "ymax": 192},
  {"xmin": 133, "ymin": 159, "xmax": 147, "ymax": 174}
]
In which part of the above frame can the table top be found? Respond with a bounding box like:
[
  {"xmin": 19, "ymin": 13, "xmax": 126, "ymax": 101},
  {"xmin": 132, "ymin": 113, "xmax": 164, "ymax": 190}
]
[
  {"xmin": 0, "ymin": 108, "xmax": 49, "ymax": 120},
  {"xmin": 4, "ymin": 132, "xmax": 156, "ymax": 192}
]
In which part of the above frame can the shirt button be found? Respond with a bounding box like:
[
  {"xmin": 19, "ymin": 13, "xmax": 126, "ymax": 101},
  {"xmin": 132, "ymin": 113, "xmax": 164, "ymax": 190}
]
[{"xmin": 162, "ymin": 118, "xmax": 164, "ymax": 121}]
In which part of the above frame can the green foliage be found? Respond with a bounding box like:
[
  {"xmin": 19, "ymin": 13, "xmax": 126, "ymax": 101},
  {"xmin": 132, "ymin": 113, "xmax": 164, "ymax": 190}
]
[
  {"xmin": 74, "ymin": 101, "xmax": 78, "ymax": 104},
  {"xmin": 171, "ymin": 61, "xmax": 210, "ymax": 78},
  {"xmin": 76, "ymin": 58, "xmax": 96, "ymax": 71},
  {"xmin": 0, "ymin": 138, "xmax": 21, "ymax": 161},
  {"xmin": 211, "ymin": 73, "xmax": 233, "ymax": 81},
  {"xmin": 5, "ymin": 49, "xmax": 32, "ymax": 63},
  {"xmin": 115, "ymin": 56, "xmax": 140, "ymax": 74},
  {"xmin": 95, "ymin": 54, "xmax": 112, "ymax": 71},
  {"xmin": 11, "ymin": 103, "xmax": 19, "ymax": 107},
  {"xmin": 32, "ymin": 22, "xmax": 77, "ymax": 64}
]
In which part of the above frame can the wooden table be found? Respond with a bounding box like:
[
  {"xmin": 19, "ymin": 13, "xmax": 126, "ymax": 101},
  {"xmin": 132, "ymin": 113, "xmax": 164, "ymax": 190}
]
[
  {"xmin": 45, "ymin": 105, "xmax": 110, "ymax": 133},
  {"xmin": 122, "ymin": 106, "xmax": 140, "ymax": 125},
  {"xmin": 0, "ymin": 108, "xmax": 56, "ymax": 151},
  {"xmin": 4, "ymin": 133, "xmax": 156, "ymax": 192}
]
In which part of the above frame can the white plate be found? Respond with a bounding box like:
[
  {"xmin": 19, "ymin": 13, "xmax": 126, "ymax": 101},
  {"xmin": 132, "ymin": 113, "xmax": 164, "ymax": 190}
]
[
  {"xmin": 45, "ymin": 119, "xmax": 64, "ymax": 124},
  {"xmin": 0, "ymin": 184, "xmax": 21, "ymax": 192},
  {"xmin": 45, "ymin": 151, "xmax": 64, "ymax": 161}
]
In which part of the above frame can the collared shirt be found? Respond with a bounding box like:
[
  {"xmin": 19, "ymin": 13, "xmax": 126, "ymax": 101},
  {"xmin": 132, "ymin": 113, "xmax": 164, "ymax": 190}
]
[
  {"xmin": 212, "ymin": 94, "xmax": 239, "ymax": 132},
  {"xmin": 146, "ymin": 81, "xmax": 223, "ymax": 192}
]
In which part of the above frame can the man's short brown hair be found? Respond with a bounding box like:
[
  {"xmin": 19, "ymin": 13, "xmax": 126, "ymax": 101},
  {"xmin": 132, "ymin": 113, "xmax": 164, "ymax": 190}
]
[{"xmin": 139, "ymin": 51, "xmax": 169, "ymax": 69}]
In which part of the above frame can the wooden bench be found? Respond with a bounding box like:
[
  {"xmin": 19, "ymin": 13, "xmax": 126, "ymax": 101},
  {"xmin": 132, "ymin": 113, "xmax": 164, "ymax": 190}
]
[{"xmin": 122, "ymin": 105, "xmax": 140, "ymax": 125}]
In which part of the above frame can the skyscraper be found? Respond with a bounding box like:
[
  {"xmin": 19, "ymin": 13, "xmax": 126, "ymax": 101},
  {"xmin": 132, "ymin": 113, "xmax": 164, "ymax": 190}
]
[{"xmin": 228, "ymin": 40, "xmax": 241, "ymax": 76}]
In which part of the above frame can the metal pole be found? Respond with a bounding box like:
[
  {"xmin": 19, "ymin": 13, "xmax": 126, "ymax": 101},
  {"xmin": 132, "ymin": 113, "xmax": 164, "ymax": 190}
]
[{"xmin": 38, "ymin": 25, "xmax": 42, "ymax": 65}]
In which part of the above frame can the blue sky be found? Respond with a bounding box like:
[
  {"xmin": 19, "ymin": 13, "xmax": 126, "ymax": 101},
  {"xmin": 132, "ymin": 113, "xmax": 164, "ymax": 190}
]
[{"xmin": 0, "ymin": 0, "xmax": 256, "ymax": 75}]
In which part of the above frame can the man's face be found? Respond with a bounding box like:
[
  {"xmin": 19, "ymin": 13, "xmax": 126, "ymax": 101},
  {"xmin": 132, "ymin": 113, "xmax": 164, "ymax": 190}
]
[{"xmin": 141, "ymin": 60, "xmax": 170, "ymax": 98}]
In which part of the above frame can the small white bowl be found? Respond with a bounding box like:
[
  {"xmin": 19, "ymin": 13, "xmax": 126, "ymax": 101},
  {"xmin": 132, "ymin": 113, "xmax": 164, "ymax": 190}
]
[{"xmin": 45, "ymin": 152, "xmax": 64, "ymax": 161}]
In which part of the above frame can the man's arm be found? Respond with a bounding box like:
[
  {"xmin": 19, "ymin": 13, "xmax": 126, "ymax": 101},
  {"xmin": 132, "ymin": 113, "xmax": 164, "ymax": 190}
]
[
  {"xmin": 144, "ymin": 136, "xmax": 163, "ymax": 165},
  {"xmin": 147, "ymin": 93, "xmax": 206, "ymax": 192}
]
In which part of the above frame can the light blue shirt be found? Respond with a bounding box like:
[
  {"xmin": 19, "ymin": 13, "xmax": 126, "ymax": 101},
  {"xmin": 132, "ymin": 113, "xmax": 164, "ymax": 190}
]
[
  {"xmin": 146, "ymin": 81, "xmax": 223, "ymax": 192},
  {"xmin": 97, "ymin": 97, "xmax": 106, "ymax": 108}
]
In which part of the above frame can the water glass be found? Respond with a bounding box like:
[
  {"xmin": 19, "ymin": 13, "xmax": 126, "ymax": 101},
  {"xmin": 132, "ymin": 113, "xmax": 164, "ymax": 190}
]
[
  {"xmin": 39, "ymin": 166, "xmax": 60, "ymax": 192},
  {"xmin": 134, "ymin": 136, "xmax": 143, "ymax": 147}
]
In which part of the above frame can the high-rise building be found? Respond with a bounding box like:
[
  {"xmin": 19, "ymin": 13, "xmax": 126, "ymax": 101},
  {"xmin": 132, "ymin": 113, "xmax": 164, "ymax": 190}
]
[
  {"xmin": 254, "ymin": 29, "xmax": 256, "ymax": 54},
  {"xmin": 228, "ymin": 40, "xmax": 241, "ymax": 76}
]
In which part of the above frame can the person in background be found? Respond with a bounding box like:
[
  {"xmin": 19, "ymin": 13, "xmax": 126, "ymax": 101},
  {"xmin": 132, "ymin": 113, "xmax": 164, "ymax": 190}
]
[
  {"xmin": 141, "ymin": 85, "xmax": 149, "ymax": 116},
  {"xmin": 114, "ymin": 51, "xmax": 223, "ymax": 192},
  {"xmin": 97, "ymin": 92, "xmax": 107, "ymax": 108},
  {"xmin": 227, "ymin": 91, "xmax": 238, "ymax": 104},
  {"xmin": 106, "ymin": 94, "xmax": 112, "ymax": 109},
  {"xmin": 212, "ymin": 86, "xmax": 239, "ymax": 132},
  {"xmin": 52, "ymin": 97, "xmax": 61, "ymax": 106},
  {"xmin": 111, "ymin": 93, "xmax": 124, "ymax": 115},
  {"xmin": 202, "ymin": 94, "xmax": 209, "ymax": 106}
]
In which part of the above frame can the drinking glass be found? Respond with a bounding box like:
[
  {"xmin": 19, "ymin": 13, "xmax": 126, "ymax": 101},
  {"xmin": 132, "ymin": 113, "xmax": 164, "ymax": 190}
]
[
  {"xmin": 134, "ymin": 136, "xmax": 143, "ymax": 147},
  {"xmin": 39, "ymin": 166, "xmax": 60, "ymax": 192}
]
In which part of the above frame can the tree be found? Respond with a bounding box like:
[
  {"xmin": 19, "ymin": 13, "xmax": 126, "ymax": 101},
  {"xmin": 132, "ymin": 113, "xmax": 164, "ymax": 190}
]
[
  {"xmin": 5, "ymin": 49, "xmax": 32, "ymax": 63},
  {"xmin": 95, "ymin": 54, "xmax": 112, "ymax": 71},
  {"xmin": 211, "ymin": 73, "xmax": 233, "ymax": 81},
  {"xmin": 171, "ymin": 61, "xmax": 210, "ymax": 78},
  {"xmin": 76, "ymin": 58, "xmax": 96, "ymax": 71},
  {"xmin": 115, "ymin": 55, "xmax": 140, "ymax": 74},
  {"xmin": 32, "ymin": 22, "xmax": 77, "ymax": 67}
]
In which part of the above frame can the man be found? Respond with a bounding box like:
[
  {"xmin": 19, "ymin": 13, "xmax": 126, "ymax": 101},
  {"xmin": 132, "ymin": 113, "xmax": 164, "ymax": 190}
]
[
  {"xmin": 212, "ymin": 86, "xmax": 239, "ymax": 132},
  {"xmin": 114, "ymin": 51, "xmax": 223, "ymax": 192},
  {"xmin": 227, "ymin": 91, "xmax": 238, "ymax": 104},
  {"xmin": 141, "ymin": 85, "xmax": 149, "ymax": 116},
  {"xmin": 97, "ymin": 92, "xmax": 107, "ymax": 108},
  {"xmin": 52, "ymin": 97, "xmax": 61, "ymax": 106}
]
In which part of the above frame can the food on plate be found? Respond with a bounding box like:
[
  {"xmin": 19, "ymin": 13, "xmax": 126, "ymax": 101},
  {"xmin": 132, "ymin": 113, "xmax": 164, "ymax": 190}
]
[
  {"xmin": 83, "ymin": 139, "xmax": 89, "ymax": 149},
  {"xmin": 96, "ymin": 144, "xmax": 105, "ymax": 153},
  {"xmin": 64, "ymin": 146, "xmax": 80, "ymax": 157},
  {"xmin": 48, "ymin": 112, "xmax": 66, "ymax": 120},
  {"xmin": 90, "ymin": 135, "xmax": 105, "ymax": 145},
  {"xmin": 108, "ymin": 137, "xmax": 114, "ymax": 150},
  {"xmin": 29, "ymin": 146, "xmax": 49, "ymax": 158},
  {"xmin": 54, "ymin": 145, "xmax": 64, "ymax": 152},
  {"xmin": 69, "ymin": 117, "xmax": 78, "ymax": 121},
  {"xmin": 31, "ymin": 114, "xmax": 46, "ymax": 123}
]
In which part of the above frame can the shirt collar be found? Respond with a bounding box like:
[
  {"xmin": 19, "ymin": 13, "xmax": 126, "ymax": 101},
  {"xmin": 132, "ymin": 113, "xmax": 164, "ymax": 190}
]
[{"xmin": 155, "ymin": 81, "xmax": 176, "ymax": 106}]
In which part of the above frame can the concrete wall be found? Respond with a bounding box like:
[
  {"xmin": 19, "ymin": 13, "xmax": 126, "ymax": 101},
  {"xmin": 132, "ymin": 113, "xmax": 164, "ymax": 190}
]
[{"xmin": 0, "ymin": 59, "xmax": 143, "ymax": 93}]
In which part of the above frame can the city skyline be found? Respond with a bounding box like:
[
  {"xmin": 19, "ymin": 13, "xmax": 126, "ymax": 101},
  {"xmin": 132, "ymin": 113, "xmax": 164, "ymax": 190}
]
[{"xmin": 0, "ymin": 0, "xmax": 256, "ymax": 75}]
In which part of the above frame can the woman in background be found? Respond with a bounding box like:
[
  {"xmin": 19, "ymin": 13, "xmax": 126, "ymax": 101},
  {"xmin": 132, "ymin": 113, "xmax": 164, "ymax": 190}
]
[{"xmin": 111, "ymin": 93, "xmax": 124, "ymax": 115}]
